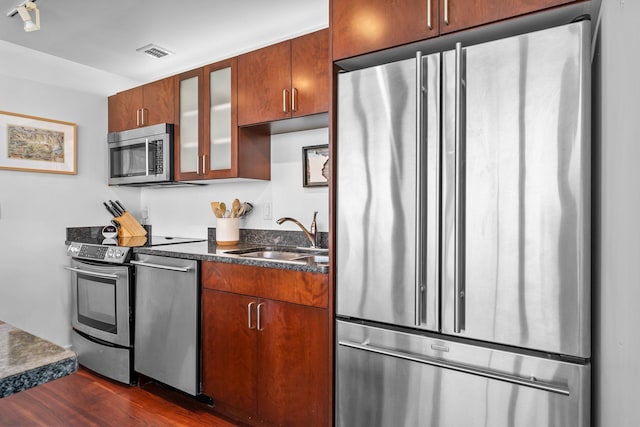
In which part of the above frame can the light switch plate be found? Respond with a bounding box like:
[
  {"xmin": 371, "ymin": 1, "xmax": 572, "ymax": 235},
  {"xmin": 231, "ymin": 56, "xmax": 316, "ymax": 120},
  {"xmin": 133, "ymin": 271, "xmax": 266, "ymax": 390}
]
[{"xmin": 263, "ymin": 202, "xmax": 272, "ymax": 220}]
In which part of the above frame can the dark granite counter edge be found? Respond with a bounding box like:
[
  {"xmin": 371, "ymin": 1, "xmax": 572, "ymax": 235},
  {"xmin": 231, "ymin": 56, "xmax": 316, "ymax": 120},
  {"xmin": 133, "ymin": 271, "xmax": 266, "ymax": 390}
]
[
  {"xmin": 0, "ymin": 356, "xmax": 77, "ymax": 398},
  {"xmin": 134, "ymin": 245, "xmax": 329, "ymax": 274}
]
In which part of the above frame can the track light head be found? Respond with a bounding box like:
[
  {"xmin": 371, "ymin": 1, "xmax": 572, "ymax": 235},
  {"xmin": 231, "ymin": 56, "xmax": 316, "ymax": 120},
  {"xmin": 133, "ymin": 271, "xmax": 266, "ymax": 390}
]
[{"xmin": 8, "ymin": 1, "xmax": 40, "ymax": 32}]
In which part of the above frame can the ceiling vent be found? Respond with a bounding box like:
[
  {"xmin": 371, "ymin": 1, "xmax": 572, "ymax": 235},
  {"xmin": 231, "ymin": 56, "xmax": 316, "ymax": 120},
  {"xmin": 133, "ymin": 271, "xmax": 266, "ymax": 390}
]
[{"xmin": 136, "ymin": 44, "xmax": 174, "ymax": 59}]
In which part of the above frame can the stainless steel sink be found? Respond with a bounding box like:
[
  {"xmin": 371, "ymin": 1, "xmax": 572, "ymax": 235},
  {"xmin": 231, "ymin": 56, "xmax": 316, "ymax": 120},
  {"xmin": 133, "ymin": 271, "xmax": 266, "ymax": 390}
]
[
  {"xmin": 294, "ymin": 254, "xmax": 329, "ymax": 264},
  {"xmin": 222, "ymin": 246, "xmax": 329, "ymax": 266},
  {"xmin": 237, "ymin": 250, "xmax": 303, "ymax": 261}
]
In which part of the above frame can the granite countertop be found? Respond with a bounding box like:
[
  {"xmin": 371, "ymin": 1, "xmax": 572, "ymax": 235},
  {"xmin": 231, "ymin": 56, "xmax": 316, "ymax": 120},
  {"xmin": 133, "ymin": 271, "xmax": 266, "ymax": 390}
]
[
  {"xmin": 134, "ymin": 240, "xmax": 329, "ymax": 274},
  {"xmin": 0, "ymin": 321, "xmax": 77, "ymax": 398},
  {"xmin": 66, "ymin": 226, "xmax": 330, "ymax": 274}
]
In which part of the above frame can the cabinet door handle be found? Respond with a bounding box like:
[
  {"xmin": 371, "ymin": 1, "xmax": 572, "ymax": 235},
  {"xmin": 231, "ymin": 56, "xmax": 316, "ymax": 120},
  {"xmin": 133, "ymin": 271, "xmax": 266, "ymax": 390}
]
[
  {"xmin": 248, "ymin": 302, "xmax": 256, "ymax": 329},
  {"xmin": 444, "ymin": 0, "xmax": 449, "ymax": 25},
  {"xmin": 136, "ymin": 109, "xmax": 141, "ymax": 127},
  {"xmin": 202, "ymin": 154, "xmax": 207, "ymax": 175},
  {"xmin": 257, "ymin": 303, "xmax": 265, "ymax": 331},
  {"xmin": 196, "ymin": 154, "xmax": 200, "ymax": 175},
  {"xmin": 140, "ymin": 108, "xmax": 147, "ymax": 126},
  {"xmin": 291, "ymin": 87, "xmax": 298, "ymax": 112},
  {"xmin": 282, "ymin": 89, "xmax": 289, "ymax": 113},
  {"xmin": 427, "ymin": 0, "xmax": 432, "ymax": 30}
]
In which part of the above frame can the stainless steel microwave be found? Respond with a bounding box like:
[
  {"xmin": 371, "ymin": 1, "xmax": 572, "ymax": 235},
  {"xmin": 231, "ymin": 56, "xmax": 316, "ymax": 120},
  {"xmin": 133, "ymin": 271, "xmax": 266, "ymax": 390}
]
[{"xmin": 107, "ymin": 123, "xmax": 174, "ymax": 186}]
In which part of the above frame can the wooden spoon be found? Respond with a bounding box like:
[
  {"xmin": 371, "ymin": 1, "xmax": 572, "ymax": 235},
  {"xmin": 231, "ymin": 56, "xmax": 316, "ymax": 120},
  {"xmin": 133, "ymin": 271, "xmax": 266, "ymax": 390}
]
[
  {"xmin": 210, "ymin": 202, "xmax": 221, "ymax": 218},
  {"xmin": 219, "ymin": 202, "xmax": 227, "ymax": 218},
  {"xmin": 231, "ymin": 199, "xmax": 241, "ymax": 218}
]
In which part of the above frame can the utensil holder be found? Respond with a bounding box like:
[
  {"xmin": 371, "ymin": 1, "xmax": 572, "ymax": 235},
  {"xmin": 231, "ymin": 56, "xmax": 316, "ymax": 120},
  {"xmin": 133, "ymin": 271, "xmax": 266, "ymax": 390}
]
[{"xmin": 216, "ymin": 217, "xmax": 239, "ymax": 246}]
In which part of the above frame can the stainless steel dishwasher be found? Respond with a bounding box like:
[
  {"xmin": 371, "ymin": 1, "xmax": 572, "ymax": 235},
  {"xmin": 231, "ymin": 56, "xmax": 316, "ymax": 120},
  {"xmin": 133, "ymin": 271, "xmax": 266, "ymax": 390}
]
[{"xmin": 131, "ymin": 254, "xmax": 199, "ymax": 395}]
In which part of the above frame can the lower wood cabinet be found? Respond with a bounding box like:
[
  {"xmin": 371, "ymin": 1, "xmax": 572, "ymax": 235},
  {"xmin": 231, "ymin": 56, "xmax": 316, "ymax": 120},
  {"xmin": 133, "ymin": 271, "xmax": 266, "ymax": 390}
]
[{"xmin": 201, "ymin": 262, "xmax": 330, "ymax": 427}]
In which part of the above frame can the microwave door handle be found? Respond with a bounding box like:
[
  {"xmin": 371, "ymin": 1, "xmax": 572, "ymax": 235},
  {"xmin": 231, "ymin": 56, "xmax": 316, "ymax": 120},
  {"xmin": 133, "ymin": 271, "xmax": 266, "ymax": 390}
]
[
  {"xmin": 64, "ymin": 266, "xmax": 119, "ymax": 279},
  {"xmin": 145, "ymin": 138, "xmax": 150, "ymax": 177}
]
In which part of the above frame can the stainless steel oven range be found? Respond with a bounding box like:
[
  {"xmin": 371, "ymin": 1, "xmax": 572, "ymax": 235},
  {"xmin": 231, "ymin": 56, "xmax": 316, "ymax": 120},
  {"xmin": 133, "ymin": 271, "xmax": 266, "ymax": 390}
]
[{"xmin": 65, "ymin": 235, "xmax": 203, "ymax": 384}]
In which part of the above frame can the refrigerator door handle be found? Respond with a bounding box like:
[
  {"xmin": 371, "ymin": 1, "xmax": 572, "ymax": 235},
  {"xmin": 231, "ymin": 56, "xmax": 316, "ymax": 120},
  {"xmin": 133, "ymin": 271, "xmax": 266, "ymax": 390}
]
[
  {"xmin": 453, "ymin": 41, "xmax": 466, "ymax": 333},
  {"xmin": 338, "ymin": 340, "xmax": 570, "ymax": 396},
  {"xmin": 415, "ymin": 51, "xmax": 424, "ymax": 327}
]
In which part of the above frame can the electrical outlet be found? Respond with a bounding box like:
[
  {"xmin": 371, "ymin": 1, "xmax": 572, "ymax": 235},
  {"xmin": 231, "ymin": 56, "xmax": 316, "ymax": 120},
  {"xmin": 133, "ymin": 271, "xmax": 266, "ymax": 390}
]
[{"xmin": 263, "ymin": 202, "xmax": 272, "ymax": 220}]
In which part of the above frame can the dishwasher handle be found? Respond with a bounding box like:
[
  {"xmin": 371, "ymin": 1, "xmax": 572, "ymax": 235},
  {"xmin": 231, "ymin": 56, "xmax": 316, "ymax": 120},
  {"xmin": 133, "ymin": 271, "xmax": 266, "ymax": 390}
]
[{"xmin": 130, "ymin": 260, "xmax": 192, "ymax": 272}]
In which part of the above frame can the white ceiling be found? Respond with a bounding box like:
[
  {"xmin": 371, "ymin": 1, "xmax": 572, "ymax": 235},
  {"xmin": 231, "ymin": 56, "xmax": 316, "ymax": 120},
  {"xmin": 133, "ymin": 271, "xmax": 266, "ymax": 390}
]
[{"xmin": 1, "ymin": 0, "xmax": 328, "ymax": 92}]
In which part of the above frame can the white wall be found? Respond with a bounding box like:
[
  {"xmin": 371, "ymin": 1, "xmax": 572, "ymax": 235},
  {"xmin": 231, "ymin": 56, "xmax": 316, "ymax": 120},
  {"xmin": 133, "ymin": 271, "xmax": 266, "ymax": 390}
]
[
  {"xmin": 595, "ymin": 1, "xmax": 640, "ymax": 426},
  {"xmin": 0, "ymin": 72, "xmax": 328, "ymax": 349},
  {"xmin": 0, "ymin": 75, "xmax": 141, "ymax": 347},
  {"xmin": 140, "ymin": 128, "xmax": 329, "ymax": 238}
]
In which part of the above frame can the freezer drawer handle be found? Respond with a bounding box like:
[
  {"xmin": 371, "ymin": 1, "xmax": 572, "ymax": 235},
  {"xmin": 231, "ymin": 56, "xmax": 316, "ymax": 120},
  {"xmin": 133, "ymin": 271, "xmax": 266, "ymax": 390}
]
[
  {"xmin": 338, "ymin": 340, "xmax": 570, "ymax": 396},
  {"xmin": 130, "ymin": 260, "xmax": 191, "ymax": 272},
  {"xmin": 64, "ymin": 266, "xmax": 118, "ymax": 279}
]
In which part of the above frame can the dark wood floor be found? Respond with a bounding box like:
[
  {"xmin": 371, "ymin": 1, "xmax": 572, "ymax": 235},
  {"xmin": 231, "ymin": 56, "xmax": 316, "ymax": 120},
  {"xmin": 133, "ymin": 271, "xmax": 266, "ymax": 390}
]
[{"xmin": 0, "ymin": 368, "xmax": 244, "ymax": 426}]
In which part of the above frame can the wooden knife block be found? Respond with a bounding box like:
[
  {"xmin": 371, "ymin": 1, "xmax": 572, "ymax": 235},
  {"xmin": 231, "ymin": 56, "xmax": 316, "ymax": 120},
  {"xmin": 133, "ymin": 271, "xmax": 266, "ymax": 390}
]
[{"xmin": 114, "ymin": 212, "xmax": 147, "ymax": 237}]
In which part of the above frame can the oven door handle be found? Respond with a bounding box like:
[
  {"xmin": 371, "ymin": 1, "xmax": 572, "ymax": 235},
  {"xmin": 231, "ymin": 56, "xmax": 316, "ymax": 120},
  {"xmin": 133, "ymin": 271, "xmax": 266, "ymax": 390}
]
[
  {"xmin": 64, "ymin": 266, "xmax": 119, "ymax": 279},
  {"xmin": 130, "ymin": 260, "xmax": 192, "ymax": 272}
]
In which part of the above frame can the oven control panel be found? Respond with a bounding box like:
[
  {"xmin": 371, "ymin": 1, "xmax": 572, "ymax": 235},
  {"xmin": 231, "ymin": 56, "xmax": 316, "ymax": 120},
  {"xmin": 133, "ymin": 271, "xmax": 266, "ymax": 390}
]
[{"xmin": 66, "ymin": 242, "xmax": 131, "ymax": 264}]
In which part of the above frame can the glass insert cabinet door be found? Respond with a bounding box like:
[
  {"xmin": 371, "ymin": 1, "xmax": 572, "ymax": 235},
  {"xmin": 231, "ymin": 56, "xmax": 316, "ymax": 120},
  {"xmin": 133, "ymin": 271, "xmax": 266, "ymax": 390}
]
[
  {"xmin": 176, "ymin": 59, "xmax": 235, "ymax": 179},
  {"xmin": 179, "ymin": 71, "xmax": 200, "ymax": 174},
  {"xmin": 209, "ymin": 66, "xmax": 232, "ymax": 171}
]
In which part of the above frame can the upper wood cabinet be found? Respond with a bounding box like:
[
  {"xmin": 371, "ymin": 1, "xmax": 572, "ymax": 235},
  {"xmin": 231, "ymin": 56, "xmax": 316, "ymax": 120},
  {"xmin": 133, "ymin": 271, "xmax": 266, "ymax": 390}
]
[
  {"xmin": 332, "ymin": 0, "xmax": 439, "ymax": 61},
  {"xmin": 174, "ymin": 58, "xmax": 270, "ymax": 181},
  {"xmin": 439, "ymin": 0, "xmax": 579, "ymax": 34},
  {"xmin": 108, "ymin": 77, "xmax": 174, "ymax": 132},
  {"xmin": 331, "ymin": 0, "xmax": 581, "ymax": 60},
  {"xmin": 238, "ymin": 28, "xmax": 329, "ymax": 126}
]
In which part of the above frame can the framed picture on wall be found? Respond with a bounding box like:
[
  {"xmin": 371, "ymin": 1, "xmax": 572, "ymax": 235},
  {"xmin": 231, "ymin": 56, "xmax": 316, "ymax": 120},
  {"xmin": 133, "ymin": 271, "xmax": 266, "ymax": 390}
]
[
  {"xmin": 0, "ymin": 111, "xmax": 77, "ymax": 175},
  {"xmin": 302, "ymin": 144, "xmax": 329, "ymax": 187}
]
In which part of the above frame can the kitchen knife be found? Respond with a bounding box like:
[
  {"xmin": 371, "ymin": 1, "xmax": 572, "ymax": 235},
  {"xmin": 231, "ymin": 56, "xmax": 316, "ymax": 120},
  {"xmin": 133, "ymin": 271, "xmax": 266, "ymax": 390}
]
[
  {"xmin": 108, "ymin": 200, "xmax": 124, "ymax": 216},
  {"xmin": 114, "ymin": 200, "xmax": 127, "ymax": 214},
  {"xmin": 103, "ymin": 202, "xmax": 119, "ymax": 217}
]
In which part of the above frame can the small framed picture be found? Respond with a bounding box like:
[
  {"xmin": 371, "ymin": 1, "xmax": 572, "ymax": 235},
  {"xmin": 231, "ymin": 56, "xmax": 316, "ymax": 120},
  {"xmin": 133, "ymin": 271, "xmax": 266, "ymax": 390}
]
[
  {"xmin": 0, "ymin": 111, "xmax": 77, "ymax": 175},
  {"xmin": 302, "ymin": 144, "xmax": 329, "ymax": 187}
]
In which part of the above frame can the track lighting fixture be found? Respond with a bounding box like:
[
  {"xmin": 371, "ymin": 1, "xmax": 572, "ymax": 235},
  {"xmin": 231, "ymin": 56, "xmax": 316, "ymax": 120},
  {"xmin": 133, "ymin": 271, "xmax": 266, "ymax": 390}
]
[{"xmin": 7, "ymin": 0, "xmax": 40, "ymax": 32}]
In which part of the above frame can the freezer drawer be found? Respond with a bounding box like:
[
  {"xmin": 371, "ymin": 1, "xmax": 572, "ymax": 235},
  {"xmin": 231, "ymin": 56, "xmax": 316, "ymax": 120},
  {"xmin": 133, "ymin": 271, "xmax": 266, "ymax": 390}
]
[{"xmin": 336, "ymin": 320, "xmax": 589, "ymax": 427}]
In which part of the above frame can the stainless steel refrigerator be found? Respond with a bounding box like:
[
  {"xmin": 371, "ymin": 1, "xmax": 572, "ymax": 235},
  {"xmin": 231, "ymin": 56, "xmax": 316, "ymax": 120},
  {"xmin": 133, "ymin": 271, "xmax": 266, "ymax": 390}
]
[{"xmin": 336, "ymin": 20, "xmax": 591, "ymax": 427}]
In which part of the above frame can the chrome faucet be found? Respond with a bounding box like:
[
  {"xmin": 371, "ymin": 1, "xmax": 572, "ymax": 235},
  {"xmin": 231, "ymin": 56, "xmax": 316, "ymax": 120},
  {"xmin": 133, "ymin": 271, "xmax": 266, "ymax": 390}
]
[{"xmin": 276, "ymin": 211, "xmax": 318, "ymax": 248}]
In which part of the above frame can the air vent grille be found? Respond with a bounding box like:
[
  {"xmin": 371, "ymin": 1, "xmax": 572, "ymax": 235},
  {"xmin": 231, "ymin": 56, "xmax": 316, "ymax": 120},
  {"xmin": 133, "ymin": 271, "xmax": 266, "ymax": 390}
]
[{"xmin": 136, "ymin": 44, "xmax": 174, "ymax": 58}]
